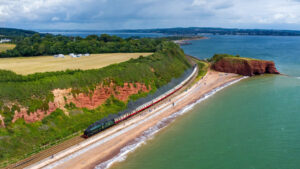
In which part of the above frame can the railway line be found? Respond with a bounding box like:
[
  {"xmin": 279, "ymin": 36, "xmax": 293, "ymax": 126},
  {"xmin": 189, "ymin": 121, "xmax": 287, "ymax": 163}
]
[
  {"xmin": 6, "ymin": 136, "xmax": 85, "ymax": 169},
  {"xmin": 6, "ymin": 56, "xmax": 199, "ymax": 169}
]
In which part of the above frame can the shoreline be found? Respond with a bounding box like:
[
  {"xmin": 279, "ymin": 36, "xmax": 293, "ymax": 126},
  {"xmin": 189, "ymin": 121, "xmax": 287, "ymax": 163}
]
[
  {"xmin": 173, "ymin": 36, "xmax": 208, "ymax": 45},
  {"xmin": 35, "ymin": 70, "xmax": 244, "ymax": 169},
  {"xmin": 96, "ymin": 76, "xmax": 247, "ymax": 169}
]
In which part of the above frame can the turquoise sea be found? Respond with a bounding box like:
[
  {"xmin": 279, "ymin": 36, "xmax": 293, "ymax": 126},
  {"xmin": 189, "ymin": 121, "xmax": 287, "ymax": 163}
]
[{"xmin": 108, "ymin": 35, "xmax": 300, "ymax": 169}]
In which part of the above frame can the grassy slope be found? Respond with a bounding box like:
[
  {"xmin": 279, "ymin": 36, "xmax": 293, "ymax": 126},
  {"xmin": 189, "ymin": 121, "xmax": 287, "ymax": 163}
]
[
  {"xmin": 195, "ymin": 60, "xmax": 209, "ymax": 79},
  {"xmin": 0, "ymin": 42, "xmax": 190, "ymax": 167},
  {"xmin": 0, "ymin": 44, "xmax": 16, "ymax": 53},
  {"xmin": 0, "ymin": 53, "xmax": 152, "ymax": 75},
  {"xmin": 0, "ymin": 28, "xmax": 36, "ymax": 37},
  {"xmin": 188, "ymin": 58, "xmax": 209, "ymax": 86}
]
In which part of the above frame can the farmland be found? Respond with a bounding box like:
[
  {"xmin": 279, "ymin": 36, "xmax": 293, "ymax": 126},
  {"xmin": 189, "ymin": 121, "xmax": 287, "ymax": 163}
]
[
  {"xmin": 0, "ymin": 43, "xmax": 15, "ymax": 53},
  {"xmin": 0, "ymin": 53, "xmax": 152, "ymax": 75}
]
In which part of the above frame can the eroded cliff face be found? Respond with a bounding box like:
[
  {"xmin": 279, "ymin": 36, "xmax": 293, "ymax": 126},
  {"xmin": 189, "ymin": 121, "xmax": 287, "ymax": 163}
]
[
  {"xmin": 11, "ymin": 82, "xmax": 150, "ymax": 124},
  {"xmin": 0, "ymin": 115, "xmax": 4, "ymax": 127},
  {"xmin": 12, "ymin": 102, "xmax": 59, "ymax": 124},
  {"xmin": 71, "ymin": 83, "xmax": 149, "ymax": 109},
  {"xmin": 212, "ymin": 58, "xmax": 280, "ymax": 76}
]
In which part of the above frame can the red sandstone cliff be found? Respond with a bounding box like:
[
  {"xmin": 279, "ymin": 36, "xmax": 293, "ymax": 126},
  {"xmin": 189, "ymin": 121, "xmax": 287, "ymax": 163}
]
[
  {"xmin": 10, "ymin": 82, "xmax": 150, "ymax": 124},
  {"xmin": 212, "ymin": 57, "xmax": 280, "ymax": 76},
  {"xmin": 0, "ymin": 115, "xmax": 4, "ymax": 127}
]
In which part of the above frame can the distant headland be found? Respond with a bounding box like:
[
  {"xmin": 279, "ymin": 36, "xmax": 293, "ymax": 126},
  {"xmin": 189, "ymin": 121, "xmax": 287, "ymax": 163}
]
[{"xmin": 119, "ymin": 27, "xmax": 300, "ymax": 36}]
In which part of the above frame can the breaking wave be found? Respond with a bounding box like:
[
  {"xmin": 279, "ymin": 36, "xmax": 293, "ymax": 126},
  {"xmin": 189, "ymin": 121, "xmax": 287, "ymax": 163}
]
[{"xmin": 95, "ymin": 76, "xmax": 248, "ymax": 169}]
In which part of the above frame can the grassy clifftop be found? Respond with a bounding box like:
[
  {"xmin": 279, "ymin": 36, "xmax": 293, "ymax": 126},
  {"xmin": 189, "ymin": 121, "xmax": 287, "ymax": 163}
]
[
  {"xmin": 208, "ymin": 53, "xmax": 259, "ymax": 63},
  {"xmin": 0, "ymin": 53, "xmax": 152, "ymax": 75},
  {"xmin": 0, "ymin": 41, "xmax": 191, "ymax": 166},
  {"xmin": 210, "ymin": 54, "xmax": 279, "ymax": 76}
]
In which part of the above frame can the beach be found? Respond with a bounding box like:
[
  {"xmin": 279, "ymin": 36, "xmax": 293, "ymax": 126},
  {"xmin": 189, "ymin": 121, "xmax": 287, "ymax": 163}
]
[{"xmin": 29, "ymin": 70, "xmax": 242, "ymax": 169}]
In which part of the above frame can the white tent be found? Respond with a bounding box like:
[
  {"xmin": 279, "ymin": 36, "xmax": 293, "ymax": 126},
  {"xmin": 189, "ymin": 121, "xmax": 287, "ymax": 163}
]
[{"xmin": 70, "ymin": 53, "xmax": 77, "ymax": 58}]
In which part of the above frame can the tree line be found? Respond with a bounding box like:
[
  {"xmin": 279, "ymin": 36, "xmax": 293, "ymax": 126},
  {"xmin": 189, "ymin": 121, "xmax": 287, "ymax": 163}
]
[{"xmin": 0, "ymin": 33, "xmax": 163, "ymax": 57}]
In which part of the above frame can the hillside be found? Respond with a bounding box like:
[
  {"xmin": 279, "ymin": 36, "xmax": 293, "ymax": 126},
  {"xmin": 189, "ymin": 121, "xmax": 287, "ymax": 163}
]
[
  {"xmin": 210, "ymin": 54, "xmax": 280, "ymax": 76},
  {"xmin": 0, "ymin": 28, "xmax": 37, "ymax": 37},
  {"xmin": 0, "ymin": 41, "xmax": 191, "ymax": 167}
]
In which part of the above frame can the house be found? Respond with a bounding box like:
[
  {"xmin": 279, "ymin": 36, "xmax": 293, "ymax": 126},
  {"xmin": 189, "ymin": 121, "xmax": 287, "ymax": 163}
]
[{"xmin": 0, "ymin": 38, "xmax": 11, "ymax": 43}]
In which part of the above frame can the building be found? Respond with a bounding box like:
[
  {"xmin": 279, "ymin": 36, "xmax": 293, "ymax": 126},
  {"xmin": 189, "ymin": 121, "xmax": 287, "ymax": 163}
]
[{"xmin": 0, "ymin": 38, "xmax": 11, "ymax": 43}]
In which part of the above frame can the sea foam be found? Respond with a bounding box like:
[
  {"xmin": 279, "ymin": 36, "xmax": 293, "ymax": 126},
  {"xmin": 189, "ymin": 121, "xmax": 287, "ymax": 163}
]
[{"xmin": 94, "ymin": 76, "xmax": 248, "ymax": 169}]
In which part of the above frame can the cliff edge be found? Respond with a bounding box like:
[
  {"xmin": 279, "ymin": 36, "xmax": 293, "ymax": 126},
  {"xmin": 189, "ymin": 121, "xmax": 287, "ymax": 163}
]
[{"xmin": 211, "ymin": 54, "xmax": 280, "ymax": 76}]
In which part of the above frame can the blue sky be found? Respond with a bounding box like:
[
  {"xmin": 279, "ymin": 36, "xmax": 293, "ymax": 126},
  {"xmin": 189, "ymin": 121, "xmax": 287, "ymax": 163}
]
[{"xmin": 1, "ymin": 0, "xmax": 300, "ymax": 30}]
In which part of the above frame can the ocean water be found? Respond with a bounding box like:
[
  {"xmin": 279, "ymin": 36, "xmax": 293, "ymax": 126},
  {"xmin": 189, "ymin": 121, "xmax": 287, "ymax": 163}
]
[
  {"xmin": 108, "ymin": 35, "xmax": 300, "ymax": 169},
  {"xmin": 182, "ymin": 35, "xmax": 300, "ymax": 77},
  {"xmin": 37, "ymin": 30, "xmax": 165, "ymax": 38}
]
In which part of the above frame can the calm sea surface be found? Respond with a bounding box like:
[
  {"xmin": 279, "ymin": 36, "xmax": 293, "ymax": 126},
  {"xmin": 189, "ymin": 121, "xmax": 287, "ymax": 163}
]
[
  {"xmin": 37, "ymin": 30, "xmax": 165, "ymax": 38},
  {"xmin": 110, "ymin": 35, "xmax": 300, "ymax": 169}
]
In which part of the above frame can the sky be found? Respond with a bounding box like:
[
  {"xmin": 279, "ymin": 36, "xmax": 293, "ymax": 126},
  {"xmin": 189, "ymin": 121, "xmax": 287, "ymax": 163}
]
[{"xmin": 1, "ymin": 0, "xmax": 300, "ymax": 30}]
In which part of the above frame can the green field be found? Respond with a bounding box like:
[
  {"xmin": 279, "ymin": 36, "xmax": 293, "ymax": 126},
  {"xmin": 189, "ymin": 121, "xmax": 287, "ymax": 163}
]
[{"xmin": 0, "ymin": 53, "xmax": 152, "ymax": 75}]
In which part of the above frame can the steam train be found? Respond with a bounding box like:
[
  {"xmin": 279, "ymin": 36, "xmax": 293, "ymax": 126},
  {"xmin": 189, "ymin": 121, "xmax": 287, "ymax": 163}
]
[{"xmin": 83, "ymin": 65, "xmax": 197, "ymax": 138}]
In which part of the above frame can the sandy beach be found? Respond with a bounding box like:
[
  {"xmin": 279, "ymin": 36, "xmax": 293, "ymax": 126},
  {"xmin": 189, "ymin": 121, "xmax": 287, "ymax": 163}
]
[{"xmin": 28, "ymin": 70, "xmax": 242, "ymax": 169}]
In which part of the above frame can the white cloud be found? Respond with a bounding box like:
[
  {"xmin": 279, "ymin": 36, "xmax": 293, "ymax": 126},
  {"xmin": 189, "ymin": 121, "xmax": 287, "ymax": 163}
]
[
  {"xmin": 0, "ymin": 0, "xmax": 107, "ymax": 22},
  {"xmin": 0, "ymin": 0, "xmax": 300, "ymax": 30},
  {"xmin": 51, "ymin": 17, "xmax": 60, "ymax": 21},
  {"xmin": 192, "ymin": 0, "xmax": 207, "ymax": 6}
]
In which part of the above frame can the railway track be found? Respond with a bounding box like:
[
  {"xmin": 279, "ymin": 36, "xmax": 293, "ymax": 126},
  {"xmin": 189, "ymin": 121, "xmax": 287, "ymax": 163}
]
[
  {"xmin": 6, "ymin": 55, "xmax": 199, "ymax": 169},
  {"xmin": 6, "ymin": 136, "xmax": 85, "ymax": 169}
]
